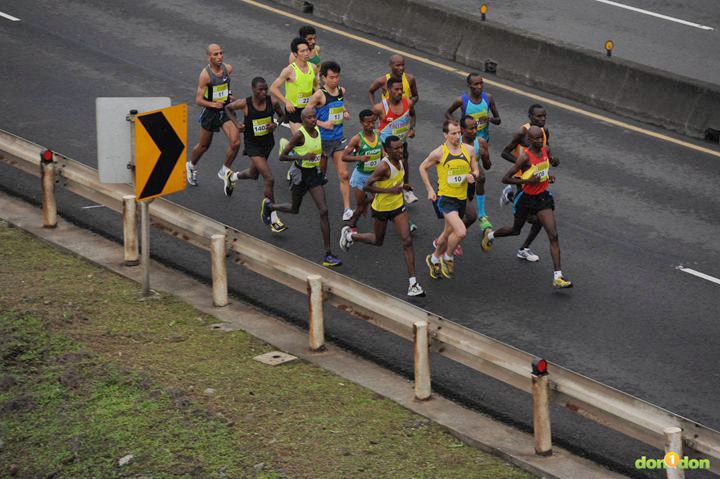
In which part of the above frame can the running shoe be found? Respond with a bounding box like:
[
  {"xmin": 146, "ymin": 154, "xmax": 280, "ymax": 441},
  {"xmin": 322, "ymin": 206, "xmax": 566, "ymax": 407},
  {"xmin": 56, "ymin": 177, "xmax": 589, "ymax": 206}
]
[
  {"xmin": 223, "ymin": 170, "xmax": 236, "ymax": 197},
  {"xmin": 339, "ymin": 225, "xmax": 353, "ymax": 252},
  {"xmin": 439, "ymin": 257, "xmax": 454, "ymax": 279},
  {"xmin": 342, "ymin": 208, "xmax": 354, "ymax": 221},
  {"xmin": 499, "ymin": 185, "xmax": 514, "ymax": 206},
  {"xmin": 186, "ymin": 162, "xmax": 198, "ymax": 186},
  {"xmin": 517, "ymin": 248, "xmax": 540, "ymax": 262},
  {"xmin": 409, "ymin": 222, "xmax": 418, "ymax": 233},
  {"xmin": 407, "ymin": 282, "xmax": 426, "ymax": 297},
  {"xmin": 553, "ymin": 276, "xmax": 573, "ymax": 289},
  {"xmin": 481, "ymin": 229, "xmax": 494, "ymax": 252},
  {"xmin": 322, "ymin": 253, "xmax": 343, "ymax": 268},
  {"xmin": 260, "ymin": 198, "xmax": 272, "ymax": 226},
  {"xmin": 478, "ymin": 216, "xmax": 493, "ymax": 231},
  {"xmin": 270, "ymin": 216, "xmax": 288, "ymax": 233},
  {"xmin": 425, "ymin": 254, "xmax": 442, "ymax": 280},
  {"xmin": 404, "ymin": 189, "xmax": 419, "ymax": 204},
  {"xmin": 217, "ymin": 167, "xmax": 226, "ymax": 180},
  {"xmin": 432, "ymin": 239, "xmax": 463, "ymax": 257}
]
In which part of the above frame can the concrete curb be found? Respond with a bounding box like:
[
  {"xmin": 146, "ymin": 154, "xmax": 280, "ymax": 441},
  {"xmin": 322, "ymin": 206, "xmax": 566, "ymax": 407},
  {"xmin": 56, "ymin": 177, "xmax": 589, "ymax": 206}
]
[
  {"xmin": 271, "ymin": 0, "xmax": 720, "ymax": 140},
  {"xmin": 0, "ymin": 192, "xmax": 629, "ymax": 478}
]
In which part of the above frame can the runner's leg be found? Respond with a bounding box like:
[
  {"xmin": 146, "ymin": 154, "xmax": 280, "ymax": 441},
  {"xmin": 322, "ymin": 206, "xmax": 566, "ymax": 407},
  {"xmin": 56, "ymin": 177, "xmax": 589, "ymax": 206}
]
[
  {"xmin": 443, "ymin": 212, "xmax": 467, "ymax": 256},
  {"xmin": 221, "ymin": 121, "xmax": 241, "ymax": 169},
  {"xmin": 536, "ymin": 208, "xmax": 561, "ymax": 271},
  {"xmin": 352, "ymin": 218, "xmax": 387, "ymax": 246},
  {"xmin": 333, "ymin": 149, "xmax": 351, "ymax": 211},
  {"xmin": 393, "ymin": 211, "xmax": 416, "ymax": 278},
  {"xmin": 190, "ymin": 128, "xmax": 213, "ymax": 166},
  {"xmin": 308, "ymin": 185, "xmax": 331, "ymax": 252}
]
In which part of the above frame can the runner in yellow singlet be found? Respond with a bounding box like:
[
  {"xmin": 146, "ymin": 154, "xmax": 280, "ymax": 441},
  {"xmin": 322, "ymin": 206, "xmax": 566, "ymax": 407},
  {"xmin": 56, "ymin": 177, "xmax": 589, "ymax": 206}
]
[
  {"xmin": 339, "ymin": 135, "xmax": 425, "ymax": 297},
  {"xmin": 368, "ymin": 54, "xmax": 419, "ymax": 105},
  {"xmin": 419, "ymin": 119, "xmax": 479, "ymax": 280},
  {"xmin": 270, "ymin": 37, "xmax": 318, "ymax": 134}
]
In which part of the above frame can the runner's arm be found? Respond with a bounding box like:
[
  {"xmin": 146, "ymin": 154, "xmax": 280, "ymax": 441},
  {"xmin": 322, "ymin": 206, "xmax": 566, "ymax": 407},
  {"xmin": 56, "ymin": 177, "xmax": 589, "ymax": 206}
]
[
  {"xmin": 269, "ymin": 66, "xmax": 294, "ymax": 112},
  {"xmin": 278, "ymin": 131, "xmax": 305, "ymax": 162},
  {"xmin": 407, "ymin": 73, "xmax": 419, "ymax": 104},
  {"xmin": 272, "ymin": 99, "xmax": 286, "ymax": 125},
  {"xmin": 547, "ymin": 145, "xmax": 559, "ymax": 166},
  {"xmin": 341, "ymin": 135, "xmax": 365, "ymax": 162},
  {"xmin": 223, "ymin": 98, "xmax": 247, "ymax": 131},
  {"xmin": 363, "ymin": 162, "xmax": 395, "ymax": 194},
  {"xmin": 445, "ymin": 97, "xmax": 463, "ymax": 121},
  {"xmin": 487, "ymin": 93, "xmax": 501, "ymax": 125},
  {"xmin": 502, "ymin": 152, "xmax": 533, "ymax": 185},
  {"xmin": 501, "ymin": 130, "xmax": 524, "ymax": 163},
  {"xmin": 476, "ymin": 137, "xmax": 491, "ymax": 170},
  {"xmin": 195, "ymin": 70, "xmax": 223, "ymax": 109},
  {"xmin": 408, "ymin": 101, "xmax": 417, "ymax": 139},
  {"xmin": 368, "ymin": 76, "xmax": 385, "ymax": 105},
  {"xmin": 342, "ymin": 87, "xmax": 350, "ymax": 120},
  {"xmin": 418, "ymin": 147, "xmax": 441, "ymax": 201},
  {"xmin": 306, "ymin": 90, "xmax": 333, "ymax": 129}
]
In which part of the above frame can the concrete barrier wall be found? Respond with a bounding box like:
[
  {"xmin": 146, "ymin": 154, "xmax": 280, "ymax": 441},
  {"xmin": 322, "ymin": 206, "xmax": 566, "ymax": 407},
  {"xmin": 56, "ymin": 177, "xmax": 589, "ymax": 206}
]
[{"xmin": 270, "ymin": 0, "xmax": 720, "ymax": 140}]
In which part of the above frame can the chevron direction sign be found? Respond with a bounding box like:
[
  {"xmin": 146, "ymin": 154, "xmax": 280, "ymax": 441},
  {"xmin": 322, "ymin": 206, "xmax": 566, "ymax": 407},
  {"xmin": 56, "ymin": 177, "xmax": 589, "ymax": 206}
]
[{"xmin": 135, "ymin": 104, "xmax": 187, "ymax": 201}]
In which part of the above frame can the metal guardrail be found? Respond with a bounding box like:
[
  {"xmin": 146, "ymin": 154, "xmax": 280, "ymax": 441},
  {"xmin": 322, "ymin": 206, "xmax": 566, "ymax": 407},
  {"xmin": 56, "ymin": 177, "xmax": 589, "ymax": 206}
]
[{"xmin": 1, "ymin": 128, "xmax": 718, "ymax": 474}]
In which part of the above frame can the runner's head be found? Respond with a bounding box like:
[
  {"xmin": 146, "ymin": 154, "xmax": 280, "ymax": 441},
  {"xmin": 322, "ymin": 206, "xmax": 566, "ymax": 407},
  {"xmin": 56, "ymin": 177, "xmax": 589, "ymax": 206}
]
[
  {"xmin": 320, "ymin": 61, "xmax": 341, "ymax": 89},
  {"xmin": 386, "ymin": 76, "xmax": 404, "ymax": 103},
  {"xmin": 460, "ymin": 115, "xmax": 477, "ymax": 142},
  {"xmin": 291, "ymin": 37, "xmax": 311, "ymax": 63},
  {"xmin": 528, "ymin": 104, "xmax": 547, "ymax": 128},
  {"xmin": 250, "ymin": 77, "xmax": 268, "ymax": 100},
  {"xmin": 466, "ymin": 73, "xmax": 484, "ymax": 96},
  {"xmin": 359, "ymin": 109, "xmax": 377, "ymax": 132},
  {"xmin": 383, "ymin": 135, "xmax": 404, "ymax": 161},
  {"xmin": 388, "ymin": 55, "xmax": 405, "ymax": 77},
  {"xmin": 298, "ymin": 25, "xmax": 317, "ymax": 50},
  {"xmin": 443, "ymin": 119, "xmax": 462, "ymax": 146},
  {"xmin": 528, "ymin": 126, "xmax": 544, "ymax": 149},
  {"xmin": 206, "ymin": 43, "xmax": 223, "ymax": 67},
  {"xmin": 301, "ymin": 108, "xmax": 317, "ymax": 129}
]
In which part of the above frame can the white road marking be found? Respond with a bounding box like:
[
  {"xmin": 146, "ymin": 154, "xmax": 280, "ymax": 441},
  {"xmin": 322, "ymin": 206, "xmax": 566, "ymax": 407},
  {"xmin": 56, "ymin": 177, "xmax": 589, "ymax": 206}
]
[
  {"xmin": 0, "ymin": 10, "xmax": 21, "ymax": 22},
  {"xmin": 591, "ymin": 0, "xmax": 714, "ymax": 31},
  {"xmin": 81, "ymin": 205, "xmax": 106, "ymax": 209},
  {"xmin": 676, "ymin": 266, "xmax": 720, "ymax": 286}
]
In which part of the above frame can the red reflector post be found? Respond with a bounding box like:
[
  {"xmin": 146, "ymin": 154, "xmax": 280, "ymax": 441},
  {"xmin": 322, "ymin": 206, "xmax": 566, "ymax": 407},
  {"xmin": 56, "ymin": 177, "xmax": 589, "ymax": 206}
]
[
  {"xmin": 41, "ymin": 149, "xmax": 54, "ymax": 163},
  {"xmin": 532, "ymin": 358, "xmax": 548, "ymax": 376}
]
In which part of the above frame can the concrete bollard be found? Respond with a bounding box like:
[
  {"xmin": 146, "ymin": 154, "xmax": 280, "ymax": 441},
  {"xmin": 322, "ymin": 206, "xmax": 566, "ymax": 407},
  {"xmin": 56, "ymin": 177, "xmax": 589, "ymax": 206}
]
[
  {"xmin": 41, "ymin": 160, "xmax": 57, "ymax": 228},
  {"xmin": 140, "ymin": 200, "xmax": 151, "ymax": 296},
  {"xmin": 413, "ymin": 321, "xmax": 431, "ymax": 400},
  {"xmin": 122, "ymin": 195, "xmax": 139, "ymax": 266},
  {"xmin": 210, "ymin": 234, "xmax": 228, "ymax": 307},
  {"xmin": 307, "ymin": 275, "xmax": 325, "ymax": 351},
  {"xmin": 664, "ymin": 426, "xmax": 685, "ymax": 479},
  {"xmin": 532, "ymin": 373, "xmax": 552, "ymax": 456}
]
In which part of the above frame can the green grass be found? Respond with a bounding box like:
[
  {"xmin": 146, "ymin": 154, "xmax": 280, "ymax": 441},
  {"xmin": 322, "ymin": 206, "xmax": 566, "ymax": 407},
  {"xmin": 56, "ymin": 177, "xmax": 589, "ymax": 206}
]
[{"xmin": 0, "ymin": 220, "xmax": 534, "ymax": 479}]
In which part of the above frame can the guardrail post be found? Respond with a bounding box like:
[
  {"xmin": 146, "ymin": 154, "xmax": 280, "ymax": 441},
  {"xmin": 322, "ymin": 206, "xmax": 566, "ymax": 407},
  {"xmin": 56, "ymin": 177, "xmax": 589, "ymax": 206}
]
[
  {"xmin": 664, "ymin": 426, "xmax": 685, "ymax": 479},
  {"xmin": 414, "ymin": 321, "xmax": 431, "ymax": 400},
  {"xmin": 140, "ymin": 200, "xmax": 151, "ymax": 296},
  {"xmin": 40, "ymin": 152, "xmax": 57, "ymax": 228},
  {"xmin": 210, "ymin": 234, "xmax": 228, "ymax": 307},
  {"xmin": 122, "ymin": 195, "xmax": 139, "ymax": 266},
  {"xmin": 307, "ymin": 274, "xmax": 325, "ymax": 351},
  {"xmin": 532, "ymin": 366, "xmax": 552, "ymax": 456}
]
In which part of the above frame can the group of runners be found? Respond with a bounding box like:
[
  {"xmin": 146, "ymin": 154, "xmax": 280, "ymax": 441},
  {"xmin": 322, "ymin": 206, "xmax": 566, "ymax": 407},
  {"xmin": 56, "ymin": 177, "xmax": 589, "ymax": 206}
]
[{"xmin": 186, "ymin": 27, "xmax": 573, "ymax": 297}]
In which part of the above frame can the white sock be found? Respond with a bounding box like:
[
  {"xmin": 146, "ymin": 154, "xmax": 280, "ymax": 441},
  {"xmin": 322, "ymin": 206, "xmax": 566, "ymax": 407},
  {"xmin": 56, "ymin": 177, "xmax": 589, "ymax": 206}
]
[
  {"xmin": 187, "ymin": 161, "xmax": 196, "ymax": 170},
  {"xmin": 554, "ymin": 270, "xmax": 563, "ymax": 280},
  {"xmin": 430, "ymin": 254, "xmax": 440, "ymax": 265},
  {"xmin": 443, "ymin": 253, "xmax": 453, "ymax": 261},
  {"xmin": 220, "ymin": 165, "xmax": 229, "ymax": 174},
  {"xmin": 409, "ymin": 276, "xmax": 417, "ymax": 286},
  {"xmin": 270, "ymin": 210, "xmax": 279, "ymax": 222},
  {"xmin": 230, "ymin": 172, "xmax": 238, "ymax": 181},
  {"xmin": 488, "ymin": 231, "xmax": 495, "ymax": 241}
]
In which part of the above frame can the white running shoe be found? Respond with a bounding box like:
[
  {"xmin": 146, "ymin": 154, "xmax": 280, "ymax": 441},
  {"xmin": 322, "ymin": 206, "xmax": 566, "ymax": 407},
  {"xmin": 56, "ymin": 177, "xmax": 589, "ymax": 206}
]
[
  {"xmin": 517, "ymin": 248, "xmax": 540, "ymax": 262},
  {"xmin": 407, "ymin": 282, "xmax": 426, "ymax": 297},
  {"xmin": 223, "ymin": 170, "xmax": 236, "ymax": 197},
  {"xmin": 186, "ymin": 162, "xmax": 198, "ymax": 186},
  {"xmin": 339, "ymin": 225, "xmax": 353, "ymax": 252},
  {"xmin": 500, "ymin": 185, "xmax": 514, "ymax": 206},
  {"xmin": 403, "ymin": 190, "xmax": 419, "ymax": 204},
  {"xmin": 342, "ymin": 208, "xmax": 354, "ymax": 221}
]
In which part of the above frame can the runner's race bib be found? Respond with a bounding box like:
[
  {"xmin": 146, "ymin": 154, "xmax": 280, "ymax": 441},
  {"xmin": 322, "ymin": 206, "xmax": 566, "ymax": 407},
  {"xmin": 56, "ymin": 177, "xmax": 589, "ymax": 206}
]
[
  {"xmin": 447, "ymin": 168, "xmax": 467, "ymax": 185},
  {"xmin": 535, "ymin": 161, "xmax": 550, "ymax": 182},
  {"xmin": 329, "ymin": 107, "xmax": 344, "ymax": 125},
  {"xmin": 252, "ymin": 117, "xmax": 272, "ymax": 136},
  {"xmin": 365, "ymin": 158, "xmax": 380, "ymax": 170},
  {"xmin": 212, "ymin": 84, "xmax": 229, "ymax": 102},
  {"xmin": 297, "ymin": 95, "xmax": 310, "ymax": 106}
]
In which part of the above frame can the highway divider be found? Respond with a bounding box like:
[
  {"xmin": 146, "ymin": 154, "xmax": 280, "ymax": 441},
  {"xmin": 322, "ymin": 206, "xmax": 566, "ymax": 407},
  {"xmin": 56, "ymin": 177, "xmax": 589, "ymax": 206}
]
[
  {"xmin": 267, "ymin": 0, "xmax": 720, "ymax": 140},
  {"xmin": 2, "ymin": 128, "xmax": 719, "ymax": 476}
]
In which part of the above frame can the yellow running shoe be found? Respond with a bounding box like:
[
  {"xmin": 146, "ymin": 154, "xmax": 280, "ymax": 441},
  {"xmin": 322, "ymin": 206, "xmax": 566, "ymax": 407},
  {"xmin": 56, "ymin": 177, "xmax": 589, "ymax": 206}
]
[
  {"xmin": 439, "ymin": 257, "xmax": 454, "ymax": 279},
  {"xmin": 553, "ymin": 276, "xmax": 573, "ymax": 289},
  {"xmin": 425, "ymin": 254, "xmax": 441, "ymax": 280},
  {"xmin": 481, "ymin": 228, "xmax": 494, "ymax": 252}
]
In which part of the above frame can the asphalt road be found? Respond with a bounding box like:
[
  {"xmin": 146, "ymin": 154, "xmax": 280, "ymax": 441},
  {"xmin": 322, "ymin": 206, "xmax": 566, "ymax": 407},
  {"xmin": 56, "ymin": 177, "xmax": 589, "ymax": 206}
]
[
  {"xmin": 437, "ymin": 0, "xmax": 720, "ymax": 86},
  {"xmin": 1, "ymin": 0, "xmax": 719, "ymax": 477}
]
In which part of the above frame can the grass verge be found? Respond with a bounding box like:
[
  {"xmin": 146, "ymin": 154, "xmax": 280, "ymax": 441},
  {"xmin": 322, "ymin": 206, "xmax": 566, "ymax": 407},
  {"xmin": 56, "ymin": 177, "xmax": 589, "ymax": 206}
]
[{"xmin": 0, "ymin": 220, "xmax": 534, "ymax": 479}]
